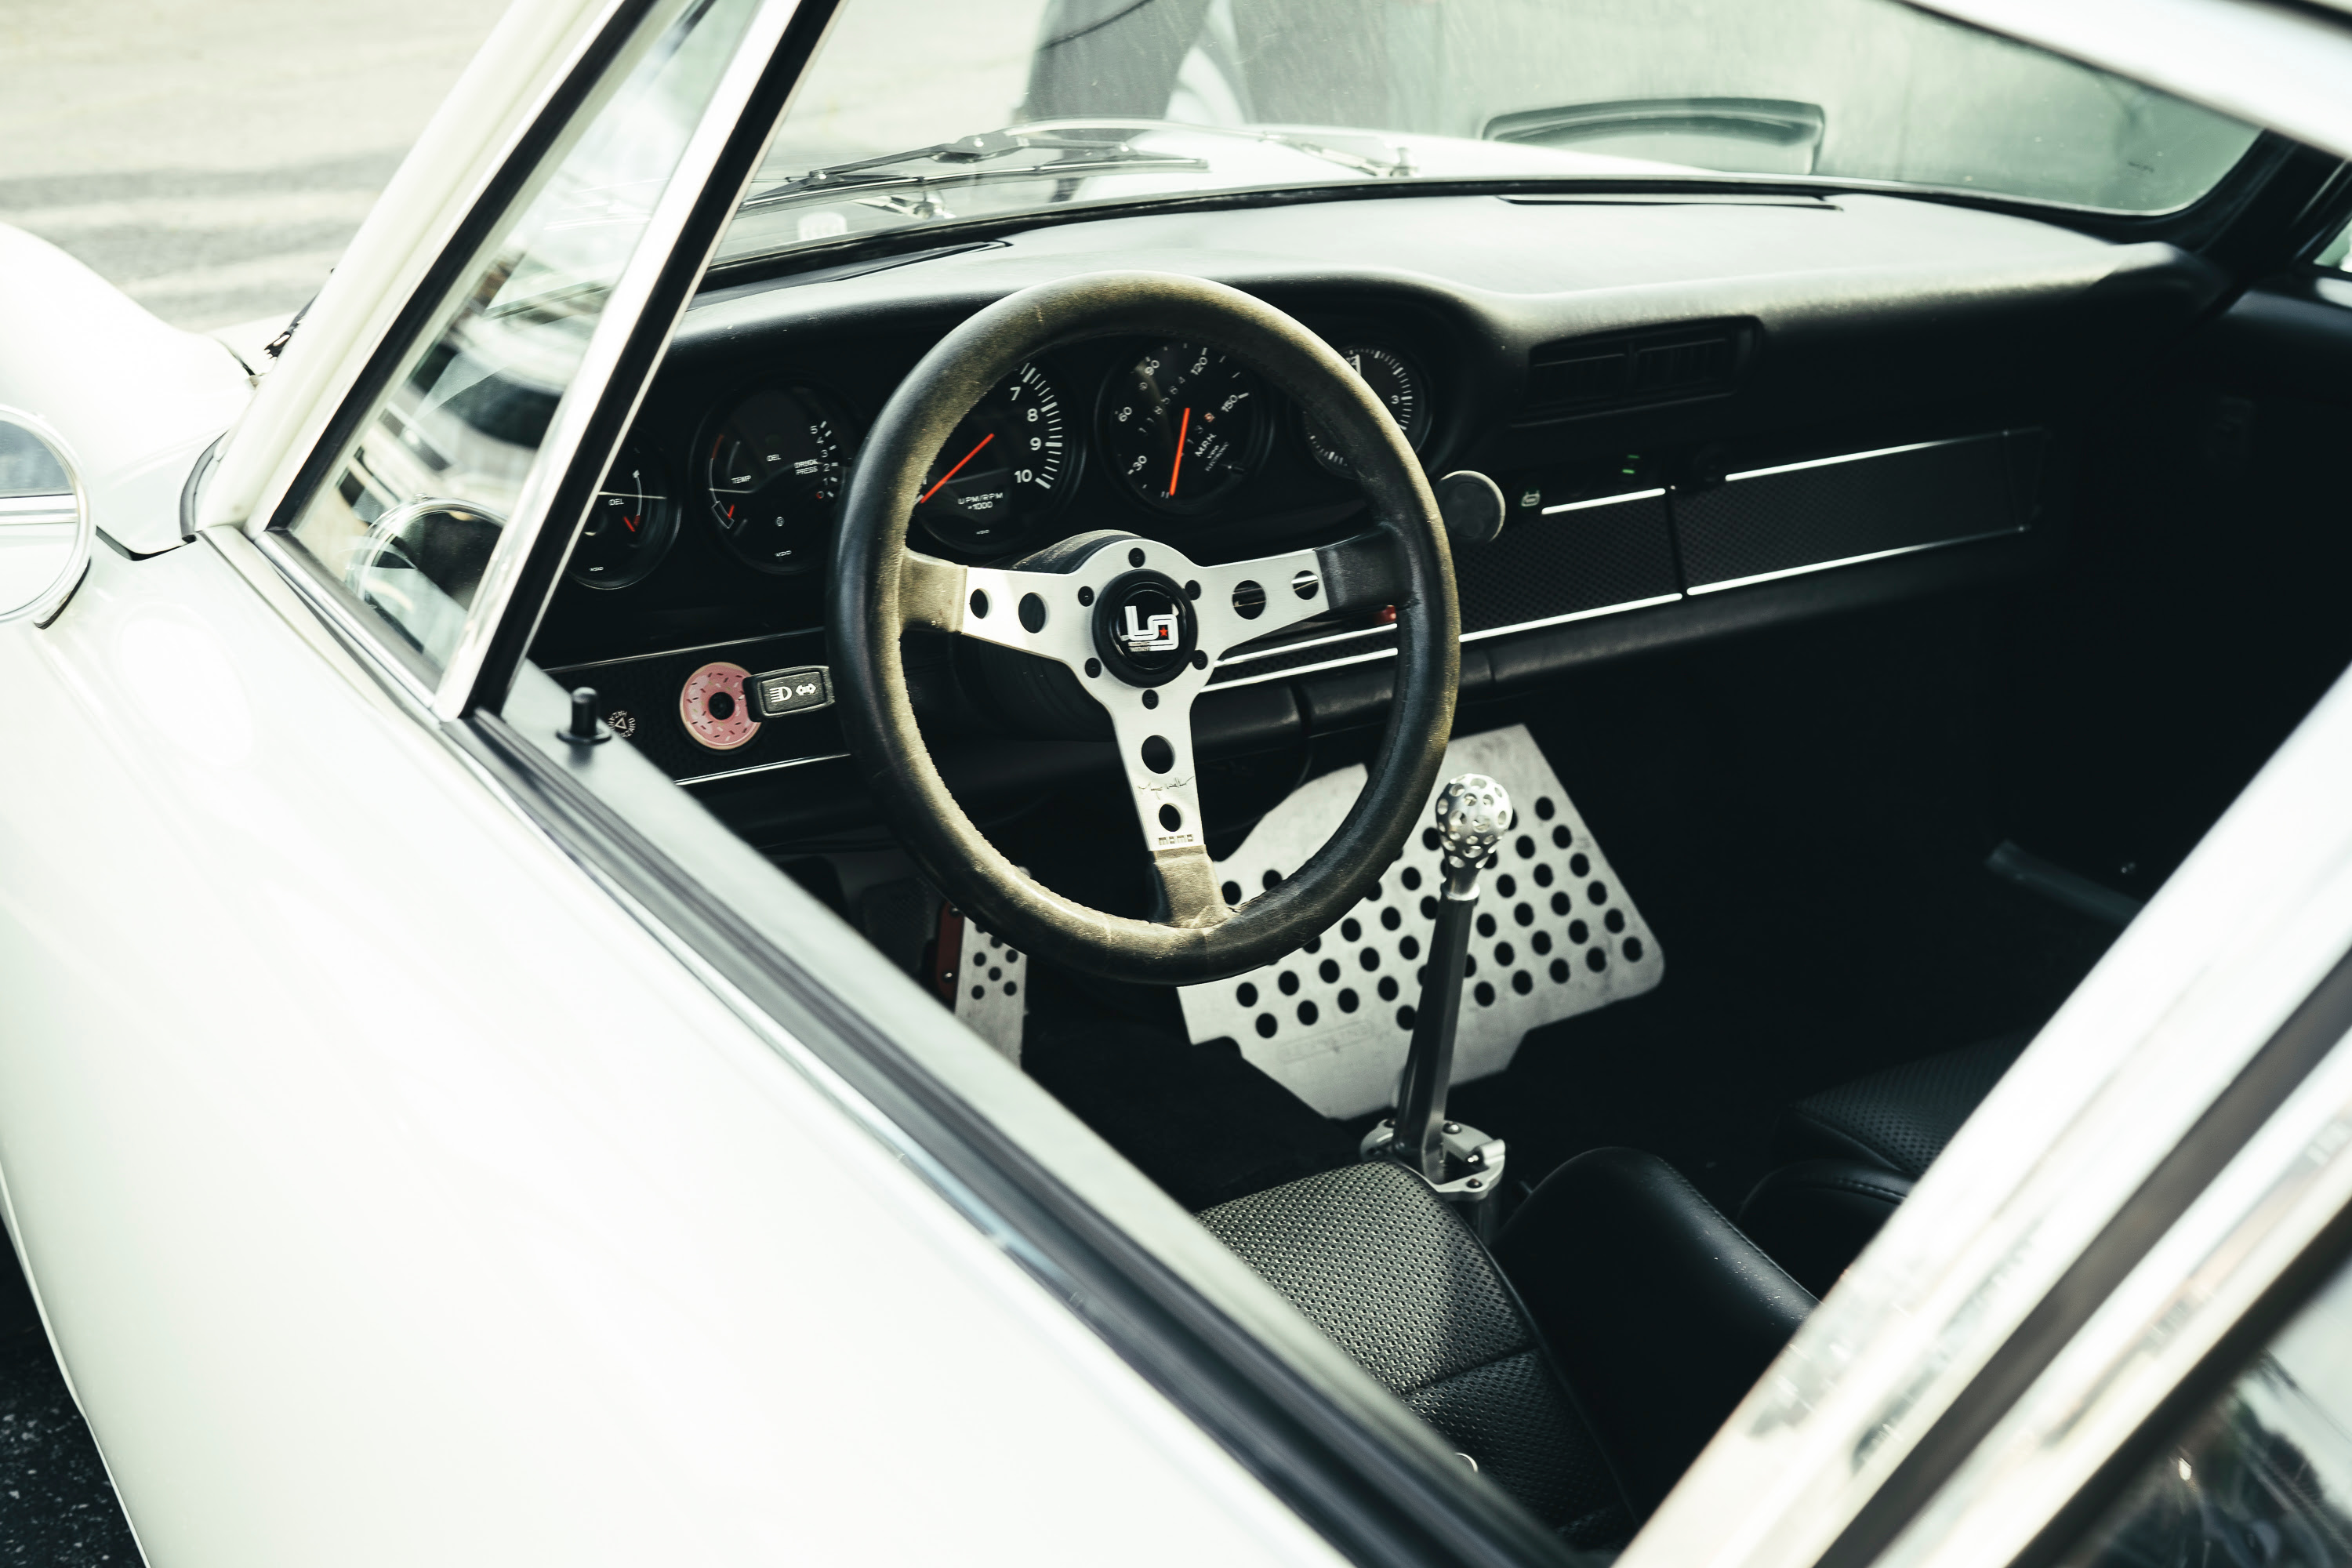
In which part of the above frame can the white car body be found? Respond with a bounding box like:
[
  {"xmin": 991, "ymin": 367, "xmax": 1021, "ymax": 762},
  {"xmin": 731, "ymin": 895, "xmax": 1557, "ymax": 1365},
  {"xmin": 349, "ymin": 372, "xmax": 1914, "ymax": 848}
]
[{"xmin": 7, "ymin": 0, "xmax": 2352, "ymax": 1563}]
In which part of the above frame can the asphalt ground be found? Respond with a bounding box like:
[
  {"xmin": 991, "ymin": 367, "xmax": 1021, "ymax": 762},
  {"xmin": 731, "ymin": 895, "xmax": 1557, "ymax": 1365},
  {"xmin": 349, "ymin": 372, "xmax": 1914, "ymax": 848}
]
[{"xmin": 1, "ymin": 0, "xmax": 498, "ymax": 332}]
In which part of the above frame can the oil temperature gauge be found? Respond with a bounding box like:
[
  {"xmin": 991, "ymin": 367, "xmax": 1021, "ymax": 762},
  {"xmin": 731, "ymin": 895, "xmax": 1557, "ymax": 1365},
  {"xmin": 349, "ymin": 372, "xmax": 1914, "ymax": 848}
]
[
  {"xmin": 566, "ymin": 445, "xmax": 678, "ymax": 590},
  {"xmin": 680, "ymin": 660, "xmax": 760, "ymax": 751}
]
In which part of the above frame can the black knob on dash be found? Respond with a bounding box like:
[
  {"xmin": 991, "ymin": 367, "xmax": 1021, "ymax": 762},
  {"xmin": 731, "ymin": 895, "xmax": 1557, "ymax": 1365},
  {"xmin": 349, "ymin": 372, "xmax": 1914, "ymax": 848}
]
[
  {"xmin": 562, "ymin": 685, "xmax": 612, "ymax": 746},
  {"xmin": 1436, "ymin": 470, "xmax": 1508, "ymax": 554}
]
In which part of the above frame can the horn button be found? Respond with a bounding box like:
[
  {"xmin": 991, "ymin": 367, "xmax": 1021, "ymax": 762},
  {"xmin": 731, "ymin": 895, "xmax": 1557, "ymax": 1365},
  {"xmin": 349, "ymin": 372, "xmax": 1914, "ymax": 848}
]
[{"xmin": 1094, "ymin": 569, "xmax": 1199, "ymax": 687}]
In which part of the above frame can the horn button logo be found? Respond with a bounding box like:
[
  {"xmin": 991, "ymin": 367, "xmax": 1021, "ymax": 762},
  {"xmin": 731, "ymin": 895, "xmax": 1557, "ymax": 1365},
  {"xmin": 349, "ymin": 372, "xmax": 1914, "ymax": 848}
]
[{"xmin": 1094, "ymin": 570, "xmax": 1197, "ymax": 686}]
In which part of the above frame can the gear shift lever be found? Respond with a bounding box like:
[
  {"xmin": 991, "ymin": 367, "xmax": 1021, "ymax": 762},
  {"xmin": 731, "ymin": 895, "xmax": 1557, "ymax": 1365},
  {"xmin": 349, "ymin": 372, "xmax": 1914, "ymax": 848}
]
[{"xmin": 1363, "ymin": 775, "xmax": 1511, "ymax": 1212}]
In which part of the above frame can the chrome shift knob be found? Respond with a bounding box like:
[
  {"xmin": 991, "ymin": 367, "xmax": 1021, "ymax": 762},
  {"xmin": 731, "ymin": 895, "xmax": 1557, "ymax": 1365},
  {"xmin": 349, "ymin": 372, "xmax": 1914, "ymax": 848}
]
[{"xmin": 1434, "ymin": 774, "xmax": 1512, "ymax": 891}]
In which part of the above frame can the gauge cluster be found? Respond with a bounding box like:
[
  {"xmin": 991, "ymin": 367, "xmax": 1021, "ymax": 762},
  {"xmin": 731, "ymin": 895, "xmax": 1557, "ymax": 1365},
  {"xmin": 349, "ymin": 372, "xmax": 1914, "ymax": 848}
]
[{"xmin": 550, "ymin": 317, "xmax": 1445, "ymax": 632}]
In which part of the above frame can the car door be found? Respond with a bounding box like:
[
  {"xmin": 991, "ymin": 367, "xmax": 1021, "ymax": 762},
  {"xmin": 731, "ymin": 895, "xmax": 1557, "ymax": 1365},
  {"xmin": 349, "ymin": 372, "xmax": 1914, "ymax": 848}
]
[{"xmin": 0, "ymin": 3, "xmax": 1406, "ymax": 1566}]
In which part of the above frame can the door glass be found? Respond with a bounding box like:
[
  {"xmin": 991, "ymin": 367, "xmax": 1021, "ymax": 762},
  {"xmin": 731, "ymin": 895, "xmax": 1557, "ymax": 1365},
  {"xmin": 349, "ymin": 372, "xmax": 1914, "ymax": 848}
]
[
  {"xmin": 278, "ymin": 0, "xmax": 760, "ymax": 682},
  {"xmin": 2317, "ymin": 222, "xmax": 2350, "ymax": 272},
  {"xmin": 2060, "ymin": 1248, "xmax": 2352, "ymax": 1567}
]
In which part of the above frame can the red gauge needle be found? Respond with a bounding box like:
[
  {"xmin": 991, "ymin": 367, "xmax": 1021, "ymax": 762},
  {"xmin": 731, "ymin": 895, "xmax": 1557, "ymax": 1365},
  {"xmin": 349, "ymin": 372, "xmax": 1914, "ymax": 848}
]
[
  {"xmin": 918, "ymin": 433, "xmax": 995, "ymax": 504},
  {"xmin": 1168, "ymin": 406, "xmax": 1192, "ymax": 496},
  {"xmin": 622, "ymin": 515, "xmax": 639, "ymax": 532}
]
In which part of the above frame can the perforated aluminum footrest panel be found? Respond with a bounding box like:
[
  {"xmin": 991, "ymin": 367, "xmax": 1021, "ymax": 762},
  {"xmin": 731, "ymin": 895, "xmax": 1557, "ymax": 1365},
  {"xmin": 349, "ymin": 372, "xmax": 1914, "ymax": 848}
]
[
  {"xmin": 953, "ymin": 920, "xmax": 1027, "ymax": 1064},
  {"xmin": 1178, "ymin": 725, "xmax": 1662, "ymax": 1118}
]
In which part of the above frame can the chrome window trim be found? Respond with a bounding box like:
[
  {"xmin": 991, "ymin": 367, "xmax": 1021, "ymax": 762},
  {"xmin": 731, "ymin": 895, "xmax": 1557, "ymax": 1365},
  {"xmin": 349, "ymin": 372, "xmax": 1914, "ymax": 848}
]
[
  {"xmin": 1878, "ymin": 965, "xmax": 2352, "ymax": 1568},
  {"xmin": 223, "ymin": 0, "xmax": 808, "ymax": 717},
  {"xmin": 1620, "ymin": 661, "xmax": 2352, "ymax": 1568},
  {"xmin": 430, "ymin": 0, "xmax": 808, "ymax": 720},
  {"xmin": 207, "ymin": 0, "xmax": 641, "ymax": 538},
  {"xmin": 250, "ymin": 529, "xmax": 443, "ymax": 706}
]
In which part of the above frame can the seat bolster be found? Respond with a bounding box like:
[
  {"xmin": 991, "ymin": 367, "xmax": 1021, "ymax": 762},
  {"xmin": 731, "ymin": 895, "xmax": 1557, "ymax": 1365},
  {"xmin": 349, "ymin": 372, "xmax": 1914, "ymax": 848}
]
[
  {"xmin": 1768, "ymin": 1030, "xmax": 2033, "ymax": 1176},
  {"xmin": 1736, "ymin": 1159, "xmax": 1915, "ymax": 1299},
  {"xmin": 1494, "ymin": 1149, "xmax": 1814, "ymax": 1519}
]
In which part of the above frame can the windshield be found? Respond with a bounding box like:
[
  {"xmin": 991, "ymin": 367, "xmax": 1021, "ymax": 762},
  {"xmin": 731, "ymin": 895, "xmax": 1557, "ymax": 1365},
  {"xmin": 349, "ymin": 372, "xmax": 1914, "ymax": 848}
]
[{"xmin": 717, "ymin": 0, "xmax": 2260, "ymax": 264}]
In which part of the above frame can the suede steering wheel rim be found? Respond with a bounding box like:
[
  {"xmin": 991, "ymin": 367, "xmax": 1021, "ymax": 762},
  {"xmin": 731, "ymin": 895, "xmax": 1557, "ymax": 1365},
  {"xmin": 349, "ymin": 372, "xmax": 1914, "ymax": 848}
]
[{"xmin": 830, "ymin": 271, "xmax": 1459, "ymax": 985}]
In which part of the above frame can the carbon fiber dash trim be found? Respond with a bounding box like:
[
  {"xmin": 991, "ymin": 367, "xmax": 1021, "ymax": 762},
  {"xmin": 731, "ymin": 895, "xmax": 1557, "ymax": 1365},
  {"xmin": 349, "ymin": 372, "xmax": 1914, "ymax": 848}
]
[{"xmin": 1673, "ymin": 432, "xmax": 2027, "ymax": 591}]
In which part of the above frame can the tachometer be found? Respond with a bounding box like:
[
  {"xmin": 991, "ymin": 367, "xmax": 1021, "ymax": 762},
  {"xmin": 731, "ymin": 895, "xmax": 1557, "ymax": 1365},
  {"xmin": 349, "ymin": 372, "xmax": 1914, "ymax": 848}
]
[
  {"xmin": 916, "ymin": 362, "xmax": 1076, "ymax": 553},
  {"xmin": 1097, "ymin": 339, "xmax": 1267, "ymax": 516},
  {"xmin": 566, "ymin": 444, "xmax": 679, "ymax": 590},
  {"xmin": 1302, "ymin": 344, "xmax": 1430, "ymax": 477},
  {"xmin": 702, "ymin": 385, "xmax": 859, "ymax": 575}
]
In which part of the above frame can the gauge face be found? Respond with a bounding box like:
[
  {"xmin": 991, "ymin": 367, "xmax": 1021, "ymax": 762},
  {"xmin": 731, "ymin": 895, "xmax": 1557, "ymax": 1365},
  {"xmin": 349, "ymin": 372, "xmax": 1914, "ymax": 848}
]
[
  {"xmin": 1098, "ymin": 339, "xmax": 1267, "ymax": 516},
  {"xmin": 702, "ymin": 386, "xmax": 858, "ymax": 575},
  {"xmin": 1303, "ymin": 344, "xmax": 1430, "ymax": 477},
  {"xmin": 567, "ymin": 445, "xmax": 679, "ymax": 590},
  {"xmin": 680, "ymin": 660, "xmax": 760, "ymax": 751},
  {"xmin": 916, "ymin": 362, "xmax": 1076, "ymax": 554}
]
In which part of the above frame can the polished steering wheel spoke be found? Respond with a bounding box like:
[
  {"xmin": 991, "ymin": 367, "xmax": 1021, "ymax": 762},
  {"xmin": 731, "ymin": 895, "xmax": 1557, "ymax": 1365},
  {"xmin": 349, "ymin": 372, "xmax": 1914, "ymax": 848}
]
[
  {"xmin": 898, "ymin": 528, "xmax": 1412, "ymax": 931},
  {"xmin": 904, "ymin": 539, "xmax": 1241, "ymax": 926},
  {"xmin": 1103, "ymin": 685, "xmax": 1224, "ymax": 925},
  {"xmin": 900, "ymin": 550, "xmax": 1100, "ymax": 665},
  {"xmin": 1190, "ymin": 529, "xmax": 1405, "ymax": 662}
]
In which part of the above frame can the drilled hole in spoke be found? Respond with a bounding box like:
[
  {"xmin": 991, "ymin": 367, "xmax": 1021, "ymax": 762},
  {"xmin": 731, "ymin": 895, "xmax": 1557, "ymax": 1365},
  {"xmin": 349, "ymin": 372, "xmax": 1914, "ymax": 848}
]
[
  {"xmin": 1140, "ymin": 735, "xmax": 1174, "ymax": 772},
  {"xmin": 1232, "ymin": 580, "xmax": 1265, "ymax": 619}
]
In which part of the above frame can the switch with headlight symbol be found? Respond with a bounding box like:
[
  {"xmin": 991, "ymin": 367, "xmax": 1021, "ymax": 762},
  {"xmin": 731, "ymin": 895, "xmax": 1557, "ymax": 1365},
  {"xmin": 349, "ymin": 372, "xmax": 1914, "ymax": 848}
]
[{"xmin": 752, "ymin": 665, "xmax": 833, "ymax": 719}]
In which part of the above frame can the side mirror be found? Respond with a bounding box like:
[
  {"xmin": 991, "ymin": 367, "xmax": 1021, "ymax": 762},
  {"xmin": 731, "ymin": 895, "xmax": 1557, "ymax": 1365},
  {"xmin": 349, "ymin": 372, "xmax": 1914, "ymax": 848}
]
[{"xmin": 0, "ymin": 409, "xmax": 90, "ymax": 627}]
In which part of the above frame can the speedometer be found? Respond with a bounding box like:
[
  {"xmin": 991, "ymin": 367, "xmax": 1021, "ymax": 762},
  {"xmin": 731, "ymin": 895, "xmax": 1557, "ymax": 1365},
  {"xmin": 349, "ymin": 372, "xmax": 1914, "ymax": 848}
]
[
  {"xmin": 701, "ymin": 385, "xmax": 859, "ymax": 575},
  {"xmin": 915, "ymin": 362, "xmax": 1076, "ymax": 554},
  {"xmin": 1097, "ymin": 339, "xmax": 1267, "ymax": 517}
]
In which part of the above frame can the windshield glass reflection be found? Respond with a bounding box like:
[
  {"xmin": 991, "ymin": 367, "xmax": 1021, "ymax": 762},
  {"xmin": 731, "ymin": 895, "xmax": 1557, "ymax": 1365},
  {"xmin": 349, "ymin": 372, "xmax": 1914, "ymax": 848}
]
[{"xmin": 717, "ymin": 0, "xmax": 2260, "ymax": 266}]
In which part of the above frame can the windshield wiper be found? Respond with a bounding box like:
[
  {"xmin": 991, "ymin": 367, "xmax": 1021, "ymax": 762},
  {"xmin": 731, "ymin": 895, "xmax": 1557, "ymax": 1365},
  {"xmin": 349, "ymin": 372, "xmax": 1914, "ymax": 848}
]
[
  {"xmin": 742, "ymin": 128, "xmax": 1207, "ymax": 212},
  {"xmin": 739, "ymin": 118, "xmax": 1429, "ymax": 220}
]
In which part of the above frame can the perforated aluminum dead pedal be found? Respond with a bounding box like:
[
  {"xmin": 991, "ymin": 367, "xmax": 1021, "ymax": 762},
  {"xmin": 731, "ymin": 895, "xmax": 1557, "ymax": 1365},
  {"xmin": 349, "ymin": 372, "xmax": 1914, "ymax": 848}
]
[
  {"xmin": 1178, "ymin": 724, "xmax": 1662, "ymax": 1118},
  {"xmin": 953, "ymin": 917, "xmax": 1028, "ymax": 1064}
]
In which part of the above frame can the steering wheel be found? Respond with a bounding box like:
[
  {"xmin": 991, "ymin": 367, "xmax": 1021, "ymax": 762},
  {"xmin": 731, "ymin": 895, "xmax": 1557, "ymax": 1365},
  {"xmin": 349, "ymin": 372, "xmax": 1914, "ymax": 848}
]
[{"xmin": 831, "ymin": 272, "xmax": 1459, "ymax": 985}]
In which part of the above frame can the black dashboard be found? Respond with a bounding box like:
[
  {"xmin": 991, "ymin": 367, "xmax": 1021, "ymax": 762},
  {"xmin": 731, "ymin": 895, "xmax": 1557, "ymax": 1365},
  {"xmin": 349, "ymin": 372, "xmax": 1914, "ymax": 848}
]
[{"xmin": 527, "ymin": 189, "xmax": 2226, "ymax": 839}]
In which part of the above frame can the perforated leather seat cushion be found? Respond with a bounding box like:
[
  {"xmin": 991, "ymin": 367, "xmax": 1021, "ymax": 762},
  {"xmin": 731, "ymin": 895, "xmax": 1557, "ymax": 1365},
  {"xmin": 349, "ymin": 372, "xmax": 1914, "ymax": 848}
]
[
  {"xmin": 1198, "ymin": 1161, "xmax": 1628, "ymax": 1544},
  {"xmin": 1773, "ymin": 1029, "xmax": 2032, "ymax": 1178}
]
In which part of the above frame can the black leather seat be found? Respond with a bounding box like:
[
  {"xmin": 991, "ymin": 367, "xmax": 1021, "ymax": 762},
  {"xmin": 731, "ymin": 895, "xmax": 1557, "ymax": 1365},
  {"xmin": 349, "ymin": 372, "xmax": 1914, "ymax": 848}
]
[
  {"xmin": 1198, "ymin": 1160, "xmax": 1635, "ymax": 1546},
  {"xmin": 1736, "ymin": 1029, "xmax": 2031, "ymax": 1296},
  {"xmin": 1197, "ymin": 1032, "xmax": 2032, "ymax": 1530},
  {"xmin": 1494, "ymin": 1149, "xmax": 1813, "ymax": 1517}
]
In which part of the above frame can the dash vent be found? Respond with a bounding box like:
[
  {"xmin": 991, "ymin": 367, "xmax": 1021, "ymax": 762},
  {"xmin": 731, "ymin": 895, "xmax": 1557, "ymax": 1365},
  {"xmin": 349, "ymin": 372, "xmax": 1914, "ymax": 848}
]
[{"xmin": 1523, "ymin": 320, "xmax": 1754, "ymax": 422}]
